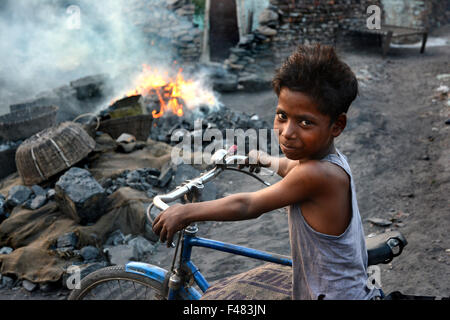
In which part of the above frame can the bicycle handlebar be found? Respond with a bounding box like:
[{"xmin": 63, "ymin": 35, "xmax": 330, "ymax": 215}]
[
  {"xmin": 146, "ymin": 148, "xmax": 272, "ymax": 248},
  {"xmin": 151, "ymin": 152, "xmax": 248, "ymax": 212}
]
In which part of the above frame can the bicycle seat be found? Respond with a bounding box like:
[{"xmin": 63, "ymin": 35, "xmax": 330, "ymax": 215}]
[{"xmin": 366, "ymin": 231, "xmax": 407, "ymax": 266}]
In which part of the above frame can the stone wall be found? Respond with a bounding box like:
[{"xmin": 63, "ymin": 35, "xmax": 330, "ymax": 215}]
[
  {"xmin": 127, "ymin": 0, "xmax": 203, "ymax": 64},
  {"xmin": 382, "ymin": 0, "xmax": 450, "ymax": 30},
  {"xmin": 223, "ymin": 0, "xmax": 382, "ymax": 89}
]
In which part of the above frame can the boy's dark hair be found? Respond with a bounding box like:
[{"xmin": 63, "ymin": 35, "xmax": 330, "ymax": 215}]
[{"xmin": 272, "ymin": 44, "xmax": 358, "ymax": 123}]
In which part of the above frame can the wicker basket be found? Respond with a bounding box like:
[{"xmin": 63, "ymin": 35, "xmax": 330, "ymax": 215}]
[
  {"xmin": 98, "ymin": 114, "xmax": 153, "ymax": 141},
  {"xmin": 0, "ymin": 105, "xmax": 58, "ymax": 142},
  {"xmin": 15, "ymin": 122, "xmax": 96, "ymax": 185}
]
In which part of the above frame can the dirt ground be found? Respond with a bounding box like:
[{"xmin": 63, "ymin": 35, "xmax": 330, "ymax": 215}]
[{"xmin": 0, "ymin": 25, "xmax": 448, "ymax": 300}]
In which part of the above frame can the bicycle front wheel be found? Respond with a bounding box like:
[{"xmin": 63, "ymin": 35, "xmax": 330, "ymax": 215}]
[{"xmin": 67, "ymin": 265, "xmax": 165, "ymax": 300}]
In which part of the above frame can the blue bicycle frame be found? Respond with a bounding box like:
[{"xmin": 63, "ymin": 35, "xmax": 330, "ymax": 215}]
[{"xmin": 125, "ymin": 226, "xmax": 292, "ymax": 300}]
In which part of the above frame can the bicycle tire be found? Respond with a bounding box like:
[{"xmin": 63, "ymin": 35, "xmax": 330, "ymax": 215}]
[{"xmin": 67, "ymin": 265, "xmax": 166, "ymax": 300}]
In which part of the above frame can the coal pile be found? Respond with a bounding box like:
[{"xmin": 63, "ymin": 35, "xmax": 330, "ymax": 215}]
[
  {"xmin": 147, "ymin": 103, "xmax": 275, "ymax": 154},
  {"xmin": 101, "ymin": 166, "xmax": 173, "ymax": 197}
]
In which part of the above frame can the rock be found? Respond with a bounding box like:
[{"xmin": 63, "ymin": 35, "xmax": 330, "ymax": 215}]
[
  {"xmin": 105, "ymin": 229, "xmax": 126, "ymax": 246},
  {"xmin": 212, "ymin": 73, "xmax": 238, "ymax": 92},
  {"xmin": 1, "ymin": 276, "xmax": 15, "ymax": 288},
  {"xmin": 127, "ymin": 235, "xmax": 155, "ymax": 259},
  {"xmin": 69, "ymin": 74, "xmax": 108, "ymax": 101},
  {"xmin": 158, "ymin": 163, "xmax": 173, "ymax": 188},
  {"xmin": 57, "ymin": 232, "xmax": 78, "ymax": 249},
  {"xmin": 367, "ymin": 217, "xmax": 392, "ymax": 227},
  {"xmin": 6, "ymin": 185, "xmax": 32, "ymax": 207},
  {"xmin": 238, "ymin": 73, "xmax": 272, "ymax": 92},
  {"xmin": 31, "ymin": 185, "xmax": 47, "ymax": 197},
  {"xmin": 80, "ymin": 246, "xmax": 100, "ymax": 262},
  {"xmin": 0, "ymin": 195, "xmax": 5, "ymax": 217},
  {"xmin": 116, "ymin": 133, "xmax": 137, "ymax": 153},
  {"xmin": 38, "ymin": 282, "xmax": 58, "ymax": 292},
  {"xmin": 0, "ymin": 247, "xmax": 13, "ymax": 254},
  {"xmin": 126, "ymin": 170, "xmax": 141, "ymax": 184},
  {"xmin": 27, "ymin": 195, "xmax": 47, "ymax": 210},
  {"xmin": 103, "ymin": 245, "xmax": 137, "ymax": 266},
  {"xmin": 55, "ymin": 167, "xmax": 106, "ymax": 224},
  {"xmin": 259, "ymin": 9, "xmax": 279, "ymax": 25},
  {"xmin": 22, "ymin": 280, "xmax": 37, "ymax": 292},
  {"xmin": 47, "ymin": 189, "xmax": 56, "ymax": 200},
  {"xmin": 257, "ymin": 26, "xmax": 277, "ymax": 37}
]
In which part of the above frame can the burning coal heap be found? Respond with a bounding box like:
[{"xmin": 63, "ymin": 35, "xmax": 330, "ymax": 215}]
[{"xmin": 99, "ymin": 65, "xmax": 273, "ymax": 152}]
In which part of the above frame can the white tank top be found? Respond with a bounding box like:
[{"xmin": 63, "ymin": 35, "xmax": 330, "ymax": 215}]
[{"xmin": 287, "ymin": 150, "xmax": 380, "ymax": 300}]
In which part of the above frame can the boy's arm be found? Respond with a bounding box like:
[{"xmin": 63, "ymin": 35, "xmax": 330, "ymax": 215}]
[
  {"xmin": 274, "ymin": 156, "xmax": 298, "ymax": 177},
  {"xmin": 255, "ymin": 151, "xmax": 298, "ymax": 177},
  {"xmin": 153, "ymin": 162, "xmax": 322, "ymax": 244}
]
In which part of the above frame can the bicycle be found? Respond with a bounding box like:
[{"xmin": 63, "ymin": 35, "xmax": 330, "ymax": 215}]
[{"xmin": 68, "ymin": 147, "xmax": 407, "ymax": 300}]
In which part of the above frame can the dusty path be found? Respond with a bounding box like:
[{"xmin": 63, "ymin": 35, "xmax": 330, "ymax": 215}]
[{"xmin": 0, "ymin": 25, "xmax": 448, "ymax": 299}]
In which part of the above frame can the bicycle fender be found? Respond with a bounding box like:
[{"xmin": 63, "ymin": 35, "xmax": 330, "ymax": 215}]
[{"xmin": 125, "ymin": 261, "xmax": 201, "ymax": 300}]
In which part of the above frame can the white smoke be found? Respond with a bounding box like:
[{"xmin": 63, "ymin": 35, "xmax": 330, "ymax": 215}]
[{"xmin": 0, "ymin": 0, "xmax": 182, "ymax": 115}]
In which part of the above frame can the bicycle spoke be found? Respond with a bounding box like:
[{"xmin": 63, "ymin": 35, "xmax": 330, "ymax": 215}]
[{"xmin": 118, "ymin": 280, "xmax": 123, "ymax": 299}]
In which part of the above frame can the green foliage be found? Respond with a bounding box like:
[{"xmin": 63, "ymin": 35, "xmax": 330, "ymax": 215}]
[{"xmin": 192, "ymin": 0, "xmax": 205, "ymax": 15}]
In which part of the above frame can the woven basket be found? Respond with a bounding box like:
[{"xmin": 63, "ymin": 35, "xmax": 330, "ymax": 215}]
[
  {"xmin": 0, "ymin": 105, "xmax": 58, "ymax": 142},
  {"xmin": 15, "ymin": 122, "xmax": 96, "ymax": 185},
  {"xmin": 98, "ymin": 114, "xmax": 153, "ymax": 141}
]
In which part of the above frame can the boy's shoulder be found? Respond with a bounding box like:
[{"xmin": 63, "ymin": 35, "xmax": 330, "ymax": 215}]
[{"xmin": 285, "ymin": 157, "xmax": 349, "ymax": 195}]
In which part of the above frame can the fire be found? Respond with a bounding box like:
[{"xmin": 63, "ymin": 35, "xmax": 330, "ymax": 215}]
[{"xmin": 123, "ymin": 64, "xmax": 217, "ymax": 119}]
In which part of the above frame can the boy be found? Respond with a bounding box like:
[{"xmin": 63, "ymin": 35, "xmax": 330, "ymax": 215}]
[{"xmin": 152, "ymin": 44, "xmax": 381, "ymax": 300}]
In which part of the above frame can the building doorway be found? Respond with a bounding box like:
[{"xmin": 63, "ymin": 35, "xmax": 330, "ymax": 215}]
[{"xmin": 209, "ymin": 0, "xmax": 240, "ymax": 61}]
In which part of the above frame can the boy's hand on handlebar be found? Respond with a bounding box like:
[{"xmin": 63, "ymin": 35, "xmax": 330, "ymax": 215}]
[
  {"xmin": 152, "ymin": 203, "xmax": 189, "ymax": 247},
  {"xmin": 238, "ymin": 149, "xmax": 271, "ymax": 173}
]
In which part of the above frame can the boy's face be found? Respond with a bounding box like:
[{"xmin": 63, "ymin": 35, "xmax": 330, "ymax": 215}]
[{"xmin": 274, "ymin": 88, "xmax": 346, "ymax": 161}]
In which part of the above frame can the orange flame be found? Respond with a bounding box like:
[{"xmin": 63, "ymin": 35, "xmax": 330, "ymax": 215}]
[{"xmin": 122, "ymin": 64, "xmax": 217, "ymax": 119}]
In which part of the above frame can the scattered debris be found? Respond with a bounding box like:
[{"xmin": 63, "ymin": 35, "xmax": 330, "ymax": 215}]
[
  {"xmin": 0, "ymin": 247, "xmax": 13, "ymax": 255},
  {"xmin": 367, "ymin": 217, "xmax": 393, "ymax": 227},
  {"xmin": 436, "ymin": 74, "xmax": 450, "ymax": 81},
  {"xmin": 116, "ymin": 133, "xmax": 137, "ymax": 153},
  {"xmin": 22, "ymin": 279, "xmax": 37, "ymax": 292}
]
